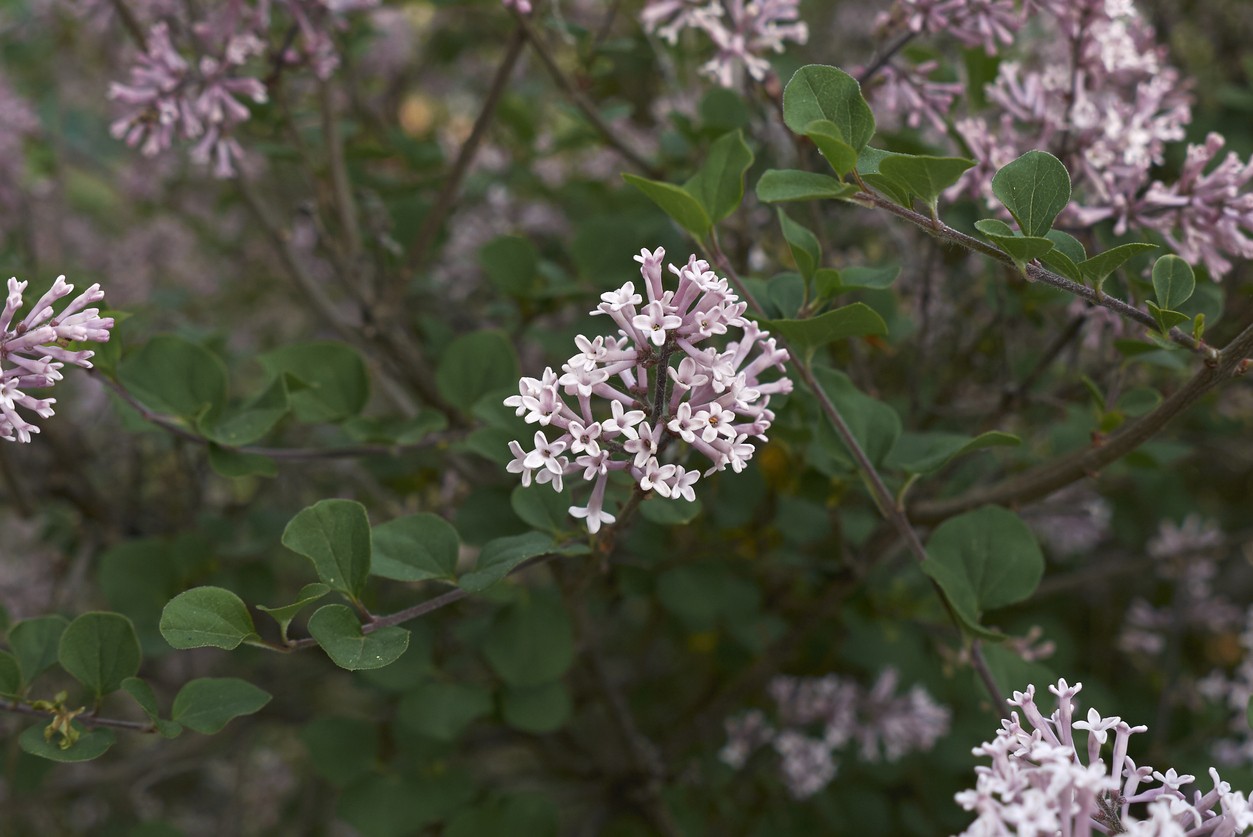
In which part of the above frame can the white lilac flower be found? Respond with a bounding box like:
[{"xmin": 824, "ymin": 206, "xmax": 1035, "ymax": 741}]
[
  {"xmin": 505, "ymin": 248, "xmax": 790, "ymax": 533},
  {"xmin": 0, "ymin": 276, "xmax": 114, "ymax": 443},
  {"xmin": 956, "ymin": 677, "xmax": 1253, "ymax": 835}
]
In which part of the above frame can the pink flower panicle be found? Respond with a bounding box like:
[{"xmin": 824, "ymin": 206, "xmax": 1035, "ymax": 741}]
[
  {"xmin": 641, "ymin": 0, "xmax": 808, "ymax": 87},
  {"xmin": 720, "ymin": 668, "xmax": 951, "ymax": 799},
  {"xmin": 504, "ymin": 247, "xmax": 791, "ymax": 534},
  {"xmin": 885, "ymin": 0, "xmax": 1023, "ymax": 55},
  {"xmin": 0, "ymin": 276, "xmax": 114, "ymax": 444},
  {"xmin": 957, "ymin": 678, "xmax": 1253, "ymax": 835}
]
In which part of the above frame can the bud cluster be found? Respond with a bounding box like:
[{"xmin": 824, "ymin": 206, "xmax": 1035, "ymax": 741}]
[
  {"xmin": 0, "ymin": 276, "xmax": 114, "ymax": 443},
  {"xmin": 505, "ymin": 247, "xmax": 792, "ymax": 533}
]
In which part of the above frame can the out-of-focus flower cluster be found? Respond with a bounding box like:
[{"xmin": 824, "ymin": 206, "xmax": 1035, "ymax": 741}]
[
  {"xmin": 641, "ymin": 0, "xmax": 808, "ymax": 87},
  {"xmin": 0, "ymin": 276, "xmax": 114, "ymax": 443},
  {"xmin": 108, "ymin": 0, "xmax": 376, "ymax": 177},
  {"xmin": 504, "ymin": 247, "xmax": 791, "ymax": 533},
  {"xmin": 868, "ymin": 0, "xmax": 1253, "ymax": 279},
  {"xmin": 720, "ymin": 668, "xmax": 951, "ymax": 799},
  {"xmin": 957, "ymin": 678, "xmax": 1253, "ymax": 835},
  {"xmin": 1200, "ymin": 608, "xmax": 1253, "ymax": 767}
]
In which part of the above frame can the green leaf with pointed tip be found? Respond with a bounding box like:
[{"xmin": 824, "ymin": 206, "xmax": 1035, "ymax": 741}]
[
  {"xmin": 684, "ymin": 130, "xmax": 753, "ymax": 223},
  {"xmin": 0, "ymin": 651, "xmax": 20, "ymax": 697},
  {"xmin": 991, "ymin": 150, "xmax": 1071, "ymax": 237},
  {"xmin": 922, "ymin": 506, "xmax": 1044, "ymax": 638},
  {"xmin": 1080, "ymin": 243, "xmax": 1159, "ymax": 290},
  {"xmin": 282, "ymin": 499, "xmax": 372, "ymax": 598},
  {"xmin": 20, "ymin": 723, "xmax": 115, "ymax": 762},
  {"xmin": 259, "ymin": 341, "xmax": 369, "ymax": 423},
  {"xmin": 435, "ymin": 330, "xmax": 520, "ymax": 415},
  {"xmin": 370, "ymin": 513, "xmax": 460, "ymax": 582},
  {"xmin": 803, "ymin": 120, "xmax": 859, "ymax": 176},
  {"xmin": 839, "ymin": 264, "xmax": 900, "ymax": 289},
  {"xmin": 777, "ymin": 209, "xmax": 820, "ymax": 279},
  {"xmin": 207, "ymin": 375, "xmax": 289, "ymax": 446},
  {"xmin": 118, "ymin": 335, "xmax": 228, "ymax": 422},
  {"xmin": 878, "ymin": 154, "xmax": 975, "ymax": 214},
  {"xmin": 459, "ymin": 532, "xmax": 557, "ymax": 594},
  {"xmin": 974, "ymin": 218, "xmax": 1054, "ymax": 266},
  {"xmin": 756, "ymin": 169, "xmax": 858, "ymax": 203},
  {"xmin": 1040, "ymin": 230, "xmax": 1085, "ymax": 283},
  {"xmin": 256, "ymin": 583, "xmax": 331, "ymax": 642},
  {"xmin": 761, "ymin": 302, "xmax": 887, "ymax": 362},
  {"xmin": 160, "ymin": 586, "xmax": 258, "ymax": 650},
  {"xmin": 308, "ymin": 605, "xmax": 410, "ymax": 671},
  {"xmin": 58, "ymin": 612, "xmax": 142, "ymax": 698},
  {"xmin": 886, "ymin": 431, "xmax": 1020, "ymax": 474},
  {"xmin": 8, "ymin": 615, "xmax": 68, "ymax": 688},
  {"xmin": 768, "ymin": 272, "xmax": 806, "ymax": 319},
  {"xmin": 172, "ymin": 677, "xmax": 272, "ymax": 734},
  {"xmin": 1146, "ymin": 300, "xmax": 1191, "ymax": 335},
  {"xmin": 813, "ymin": 268, "xmax": 843, "ymax": 302},
  {"xmin": 622, "ymin": 174, "xmax": 712, "ymax": 238},
  {"xmin": 782, "ymin": 65, "xmax": 875, "ymax": 152},
  {"xmin": 1152, "ymin": 254, "xmax": 1196, "ymax": 309},
  {"xmin": 855, "ymin": 147, "xmax": 913, "ymax": 206},
  {"xmin": 812, "ymin": 366, "xmax": 901, "ymax": 468},
  {"xmin": 207, "ymin": 445, "xmax": 277, "ymax": 478},
  {"xmin": 121, "ymin": 677, "xmax": 182, "ymax": 737}
]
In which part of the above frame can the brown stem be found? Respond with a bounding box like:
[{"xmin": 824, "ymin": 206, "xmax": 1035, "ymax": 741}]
[
  {"xmin": 107, "ymin": 0, "xmax": 148, "ymax": 52},
  {"xmin": 318, "ymin": 79, "xmax": 363, "ymax": 262},
  {"xmin": 1, "ymin": 699, "xmax": 156, "ymax": 734}
]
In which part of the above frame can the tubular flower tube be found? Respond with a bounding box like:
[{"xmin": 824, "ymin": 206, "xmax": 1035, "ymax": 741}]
[
  {"xmin": 504, "ymin": 247, "xmax": 792, "ymax": 533},
  {"xmin": 0, "ymin": 276, "xmax": 114, "ymax": 443}
]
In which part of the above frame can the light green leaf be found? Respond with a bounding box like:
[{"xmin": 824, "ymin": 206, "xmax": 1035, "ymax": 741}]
[
  {"xmin": 755, "ymin": 169, "xmax": 858, "ymax": 203},
  {"xmin": 838, "ymin": 264, "xmax": 900, "ymax": 289},
  {"xmin": 974, "ymin": 218, "xmax": 1055, "ymax": 266},
  {"xmin": 58, "ymin": 612, "xmax": 142, "ymax": 698},
  {"xmin": 683, "ymin": 130, "xmax": 753, "ymax": 223},
  {"xmin": 622, "ymin": 174, "xmax": 712, "ymax": 238},
  {"xmin": 281, "ymin": 499, "xmax": 372, "ymax": 598},
  {"xmin": 160, "ymin": 586, "xmax": 259, "ymax": 650},
  {"xmin": 1079, "ymin": 243, "xmax": 1158, "ymax": 291},
  {"xmin": 878, "ymin": 154, "xmax": 975, "ymax": 214},
  {"xmin": 1040, "ymin": 230, "xmax": 1085, "ymax": 283},
  {"xmin": 1152, "ymin": 254, "xmax": 1196, "ymax": 310},
  {"xmin": 802, "ymin": 120, "xmax": 860, "ymax": 177},
  {"xmin": 308, "ymin": 605, "xmax": 410, "ymax": 671},
  {"xmin": 782, "ymin": 65, "xmax": 875, "ymax": 152},
  {"xmin": 991, "ymin": 150, "xmax": 1072, "ymax": 237},
  {"xmin": 255, "ymin": 583, "xmax": 331, "ymax": 643},
  {"xmin": 172, "ymin": 677, "xmax": 272, "ymax": 734},
  {"xmin": 1146, "ymin": 300, "xmax": 1191, "ymax": 335},
  {"xmin": 777, "ymin": 209, "xmax": 820, "ymax": 279},
  {"xmin": 370, "ymin": 513, "xmax": 460, "ymax": 582}
]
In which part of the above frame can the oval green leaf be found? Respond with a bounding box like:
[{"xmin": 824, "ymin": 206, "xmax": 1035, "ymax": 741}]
[
  {"xmin": 172, "ymin": 677, "xmax": 272, "ymax": 734},
  {"xmin": 990, "ymin": 150, "xmax": 1071, "ymax": 237},
  {"xmin": 160, "ymin": 586, "xmax": 259, "ymax": 650},
  {"xmin": 371, "ymin": 513, "xmax": 460, "ymax": 582},
  {"xmin": 307, "ymin": 604, "xmax": 410, "ymax": 671},
  {"xmin": 281, "ymin": 499, "xmax": 372, "ymax": 598},
  {"xmin": 782, "ymin": 65, "xmax": 875, "ymax": 152},
  {"xmin": 58, "ymin": 612, "xmax": 142, "ymax": 698}
]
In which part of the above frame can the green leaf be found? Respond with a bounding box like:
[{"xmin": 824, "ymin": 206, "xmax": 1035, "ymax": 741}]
[
  {"xmin": 171, "ymin": 677, "xmax": 272, "ymax": 734},
  {"xmin": 301, "ymin": 717, "xmax": 379, "ymax": 786},
  {"xmin": 435, "ymin": 330, "xmax": 521, "ymax": 415},
  {"xmin": 1152, "ymin": 254, "xmax": 1196, "ymax": 309},
  {"xmin": 259, "ymin": 341, "xmax": 368, "ymax": 423},
  {"xmin": 877, "ymin": 154, "xmax": 975, "ymax": 214},
  {"xmin": 256, "ymin": 583, "xmax": 331, "ymax": 643},
  {"xmin": 0, "ymin": 651, "xmax": 20, "ymax": 697},
  {"xmin": 856, "ymin": 147, "xmax": 913, "ymax": 206},
  {"xmin": 307, "ymin": 605, "xmax": 410, "ymax": 671},
  {"xmin": 700, "ymin": 87, "xmax": 750, "ymax": 131},
  {"xmin": 511, "ymin": 485, "xmax": 575, "ymax": 537},
  {"xmin": 459, "ymin": 532, "xmax": 556, "ymax": 593},
  {"xmin": 117, "ymin": 335, "xmax": 228, "ymax": 421},
  {"xmin": 811, "ymin": 367, "xmax": 901, "ymax": 468},
  {"xmin": 121, "ymin": 677, "xmax": 182, "ymax": 737},
  {"xmin": 886, "ymin": 431, "xmax": 1020, "ymax": 474},
  {"xmin": 206, "ymin": 375, "xmax": 289, "ymax": 446},
  {"xmin": 782, "ymin": 65, "xmax": 875, "ymax": 152},
  {"xmin": 639, "ymin": 497, "xmax": 704, "ymax": 525},
  {"xmin": 8, "ymin": 615, "xmax": 69, "ymax": 688},
  {"xmin": 622, "ymin": 173, "xmax": 712, "ymax": 238},
  {"xmin": 761, "ymin": 302, "xmax": 888, "ymax": 362},
  {"xmin": 767, "ymin": 272, "xmax": 806, "ymax": 319},
  {"xmin": 990, "ymin": 150, "xmax": 1072, "ymax": 237},
  {"xmin": 160, "ymin": 586, "xmax": 259, "ymax": 650},
  {"xmin": 207, "ymin": 445, "xmax": 277, "ymax": 478},
  {"xmin": 802, "ymin": 120, "xmax": 860, "ymax": 177},
  {"xmin": 58, "ymin": 612, "xmax": 142, "ymax": 698},
  {"xmin": 501, "ymin": 681, "xmax": 572, "ymax": 734},
  {"xmin": 20, "ymin": 723, "xmax": 115, "ymax": 762},
  {"xmin": 755, "ymin": 169, "xmax": 857, "ymax": 203},
  {"xmin": 482, "ymin": 596, "xmax": 574, "ymax": 687},
  {"xmin": 342, "ymin": 411, "xmax": 448, "ymax": 445},
  {"xmin": 371, "ymin": 513, "xmax": 460, "ymax": 582},
  {"xmin": 838, "ymin": 264, "xmax": 900, "ymax": 290},
  {"xmin": 974, "ymin": 218, "xmax": 1055, "ymax": 266},
  {"xmin": 397, "ymin": 681, "xmax": 493, "ymax": 741},
  {"xmin": 281, "ymin": 499, "xmax": 372, "ymax": 598},
  {"xmin": 777, "ymin": 209, "xmax": 820, "ymax": 279},
  {"xmin": 480, "ymin": 235, "xmax": 540, "ymax": 297},
  {"xmin": 1079, "ymin": 243, "xmax": 1158, "ymax": 291},
  {"xmin": 1039, "ymin": 230, "xmax": 1085, "ymax": 283},
  {"xmin": 683, "ymin": 130, "xmax": 753, "ymax": 224},
  {"xmin": 921, "ymin": 506, "xmax": 1044, "ymax": 637},
  {"xmin": 1146, "ymin": 300, "xmax": 1191, "ymax": 335}
]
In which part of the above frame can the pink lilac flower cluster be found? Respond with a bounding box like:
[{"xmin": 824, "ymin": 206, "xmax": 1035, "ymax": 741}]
[
  {"xmin": 641, "ymin": 0, "xmax": 808, "ymax": 87},
  {"xmin": 108, "ymin": 1, "xmax": 376, "ymax": 177},
  {"xmin": 0, "ymin": 276, "xmax": 114, "ymax": 443},
  {"xmin": 504, "ymin": 248, "xmax": 791, "ymax": 533},
  {"xmin": 720, "ymin": 668, "xmax": 951, "ymax": 799},
  {"xmin": 1199, "ymin": 608, "xmax": 1253, "ymax": 767},
  {"xmin": 957, "ymin": 678, "xmax": 1253, "ymax": 835},
  {"xmin": 878, "ymin": 0, "xmax": 1023, "ymax": 56}
]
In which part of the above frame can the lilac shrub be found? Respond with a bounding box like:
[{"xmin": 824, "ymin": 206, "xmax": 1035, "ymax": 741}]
[{"xmin": 505, "ymin": 248, "xmax": 792, "ymax": 532}]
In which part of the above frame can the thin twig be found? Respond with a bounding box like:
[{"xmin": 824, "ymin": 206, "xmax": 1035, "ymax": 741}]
[
  {"xmin": 857, "ymin": 30, "xmax": 917, "ymax": 85},
  {"xmin": 318, "ymin": 78, "xmax": 363, "ymax": 262},
  {"xmin": 1, "ymin": 699, "xmax": 156, "ymax": 734},
  {"xmin": 107, "ymin": 0, "xmax": 148, "ymax": 52}
]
